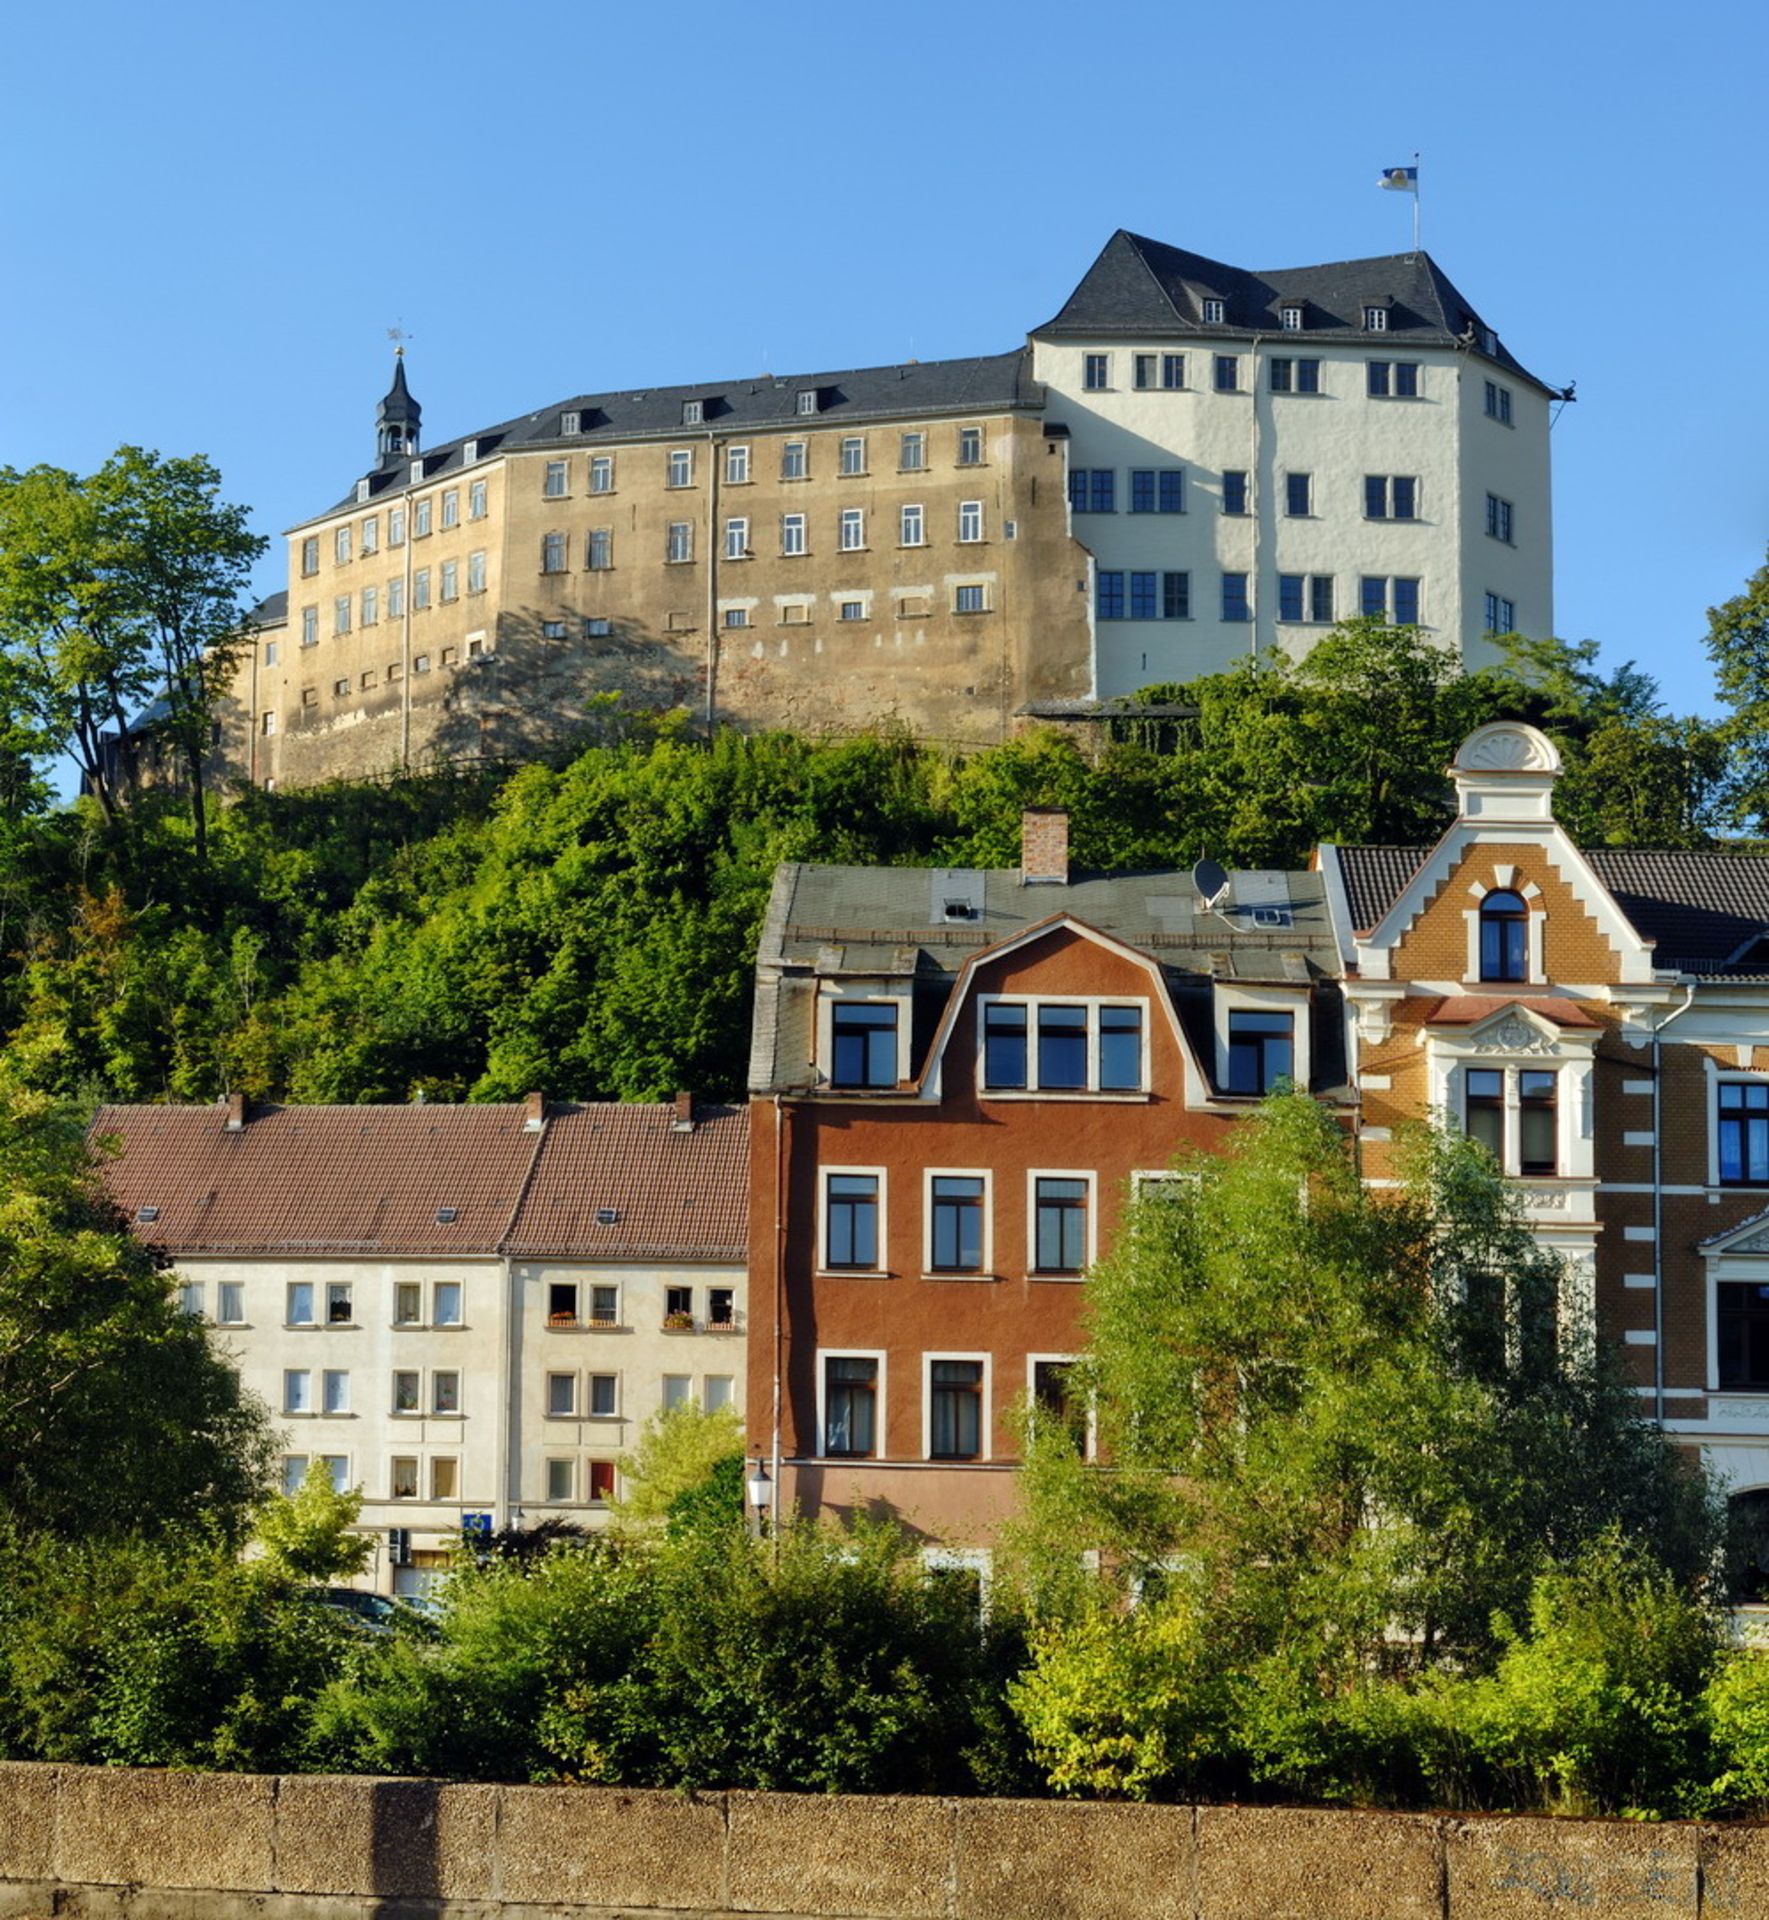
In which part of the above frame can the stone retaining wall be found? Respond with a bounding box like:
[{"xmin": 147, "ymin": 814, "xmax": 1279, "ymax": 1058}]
[{"xmin": 2, "ymin": 1761, "xmax": 1766, "ymax": 1918}]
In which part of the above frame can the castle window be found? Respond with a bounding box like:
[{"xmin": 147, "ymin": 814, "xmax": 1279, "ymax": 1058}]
[
  {"xmin": 1280, "ymin": 304, "xmax": 1304, "ymax": 331},
  {"xmin": 1478, "ymin": 890, "xmax": 1528, "ymax": 982},
  {"xmin": 1363, "ymin": 304, "xmax": 1388, "ymax": 332},
  {"xmin": 1201, "ymin": 298, "xmax": 1225, "ymax": 325}
]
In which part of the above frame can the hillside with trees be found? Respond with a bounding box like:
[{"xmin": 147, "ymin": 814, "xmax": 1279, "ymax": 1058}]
[{"xmin": 1, "ymin": 545, "xmax": 1764, "ymax": 1110}]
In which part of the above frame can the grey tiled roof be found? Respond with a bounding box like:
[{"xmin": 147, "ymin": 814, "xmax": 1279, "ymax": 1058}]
[
  {"xmin": 751, "ymin": 861, "xmax": 1342, "ymax": 1095},
  {"xmin": 310, "ymin": 350, "xmax": 1040, "ymax": 525},
  {"xmin": 1036, "ymin": 230, "xmax": 1549, "ymax": 390},
  {"xmin": 1338, "ymin": 843, "xmax": 1769, "ymax": 974}
]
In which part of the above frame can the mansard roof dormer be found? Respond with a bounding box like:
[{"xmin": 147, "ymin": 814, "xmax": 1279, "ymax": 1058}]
[{"xmin": 376, "ymin": 350, "xmax": 422, "ymax": 466}]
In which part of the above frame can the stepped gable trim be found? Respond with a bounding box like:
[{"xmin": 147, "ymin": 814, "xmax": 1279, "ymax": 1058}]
[{"xmin": 1354, "ymin": 821, "xmax": 1655, "ymax": 987}]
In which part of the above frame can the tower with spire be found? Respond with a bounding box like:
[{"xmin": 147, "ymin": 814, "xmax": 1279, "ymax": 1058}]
[{"xmin": 376, "ymin": 349, "xmax": 422, "ymax": 465}]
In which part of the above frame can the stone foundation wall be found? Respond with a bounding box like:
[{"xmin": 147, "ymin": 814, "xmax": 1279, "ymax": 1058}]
[{"xmin": 2, "ymin": 1761, "xmax": 1766, "ymax": 1918}]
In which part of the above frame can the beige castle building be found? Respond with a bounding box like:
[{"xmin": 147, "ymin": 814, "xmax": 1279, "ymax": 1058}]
[{"xmin": 219, "ymin": 231, "xmax": 1557, "ymax": 790}]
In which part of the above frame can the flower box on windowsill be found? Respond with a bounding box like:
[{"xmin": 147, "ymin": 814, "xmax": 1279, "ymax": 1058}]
[
  {"xmin": 661, "ymin": 1312, "xmax": 695, "ymax": 1332},
  {"xmin": 707, "ymin": 1319, "xmax": 739, "ymax": 1334}
]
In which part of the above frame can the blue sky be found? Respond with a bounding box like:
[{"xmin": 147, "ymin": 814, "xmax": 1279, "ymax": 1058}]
[{"xmin": 4, "ymin": 0, "xmax": 1765, "ymax": 715}]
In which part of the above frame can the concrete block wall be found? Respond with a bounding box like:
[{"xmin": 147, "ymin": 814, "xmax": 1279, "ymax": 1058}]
[{"xmin": 2, "ymin": 1761, "xmax": 1768, "ymax": 1919}]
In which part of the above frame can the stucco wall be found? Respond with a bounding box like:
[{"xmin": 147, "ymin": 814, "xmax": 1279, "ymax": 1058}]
[{"xmin": 2, "ymin": 1761, "xmax": 1764, "ymax": 1918}]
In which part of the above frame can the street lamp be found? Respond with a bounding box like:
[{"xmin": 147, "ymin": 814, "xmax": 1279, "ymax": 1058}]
[{"xmin": 745, "ymin": 1456, "xmax": 771, "ymax": 1537}]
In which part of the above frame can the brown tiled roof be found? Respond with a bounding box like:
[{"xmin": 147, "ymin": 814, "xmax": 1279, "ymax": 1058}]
[
  {"xmin": 89, "ymin": 1099, "xmax": 750, "ymax": 1262},
  {"xmin": 90, "ymin": 1102, "xmax": 545, "ymax": 1255},
  {"xmin": 1423, "ymin": 995, "xmax": 1601, "ymax": 1028},
  {"xmin": 504, "ymin": 1103, "xmax": 748, "ymax": 1262}
]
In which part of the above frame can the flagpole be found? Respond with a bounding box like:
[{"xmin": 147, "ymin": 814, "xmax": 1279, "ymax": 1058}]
[{"xmin": 1413, "ymin": 151, "xmax": 1421, "ymax": 255}]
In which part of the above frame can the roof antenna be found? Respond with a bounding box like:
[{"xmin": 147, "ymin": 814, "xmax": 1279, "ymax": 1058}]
[{"xmin": 1193, "ymin": 857, "xmax": 1230, "ymax": 913}]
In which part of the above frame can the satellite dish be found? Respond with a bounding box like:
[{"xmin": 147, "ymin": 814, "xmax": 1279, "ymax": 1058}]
[{"xmin": 1192, "ymin": 857, "xmax": 1230, "ymax": 909}]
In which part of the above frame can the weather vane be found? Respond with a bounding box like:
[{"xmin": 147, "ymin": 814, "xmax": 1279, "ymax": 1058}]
[{"xmin": 387, "ymin": 324, "xmax": 412, "ymax": 358}]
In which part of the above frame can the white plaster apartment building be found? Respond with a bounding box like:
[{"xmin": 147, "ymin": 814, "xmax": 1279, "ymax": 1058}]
[
  {"xmin": 91, "ymin": 1094, "xmax": 746, "ymax": 1592},
  {"xmin": 1032, "ymin": 232, "xmax": 1557, "ymax": 695}
]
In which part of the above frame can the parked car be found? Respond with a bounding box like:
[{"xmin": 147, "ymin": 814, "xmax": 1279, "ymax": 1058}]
[{"xmin": 300, "ymin": 1587, "xmax": 439, "ymax": 1636}]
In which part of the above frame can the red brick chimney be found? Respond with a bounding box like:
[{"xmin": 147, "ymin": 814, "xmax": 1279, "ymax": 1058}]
[
  {"xmin": 224, "ymin": 1091, "xmax": 247, "ymax": 1132},
  {"xmin": 523, "ymin": 1090, "xmax": 546, "ymax": 1132},
  {"xmin": 673, "ymin": 1090, "xmax": 696, "ymax": 1132},
  {"xmin": 1020, "ymin": 808, "xmax": 1070, "ymax": 886}
]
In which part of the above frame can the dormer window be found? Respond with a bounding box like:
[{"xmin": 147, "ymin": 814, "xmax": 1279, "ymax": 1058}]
[
  {"xmin": 682, "ymin": 399, "xmax": 703, "ymax": 426},
  {"xmin": 1227, "ymin": 1011, "xmax": 1293, "ymax": 1094},
  {"xmin": 1478, "ymin": 890, "xmax": 1528, "ymax": 982},
  {"xmin": 1363, "ymin": 304, "xmax": 1389, "ymax": 332},
  {"xmin": 462, "ymin": 438, "xmax": 479, "ymax": 463},
  {"xmin": 355, "ymin": 479, "xmax": 371, "ymax": 504},
  {"xmin": 1279, "ymin": 304, "xmax": 1304, "ymax": 332},
  {"xmin": 831, "ymin": 1002, "xmax": 898, "ymax": 1088},
  {"xmin": 980, "ymin": 998, "xmax": 1145, "ymax": 1094},
  {"xmin": 409, "ymin": 459, "xmax": 425, "ymax": 485},
  {"xmin": 1201, "ymin": 298, "xmax": 1225, "ymax": 325},
  {"xmin": 560, "ymin": 411, "xmax": 581, "ymax": 436},
  {"xmin": 797, "ymin": 389, "xmax": 820, "ymax": 416}
]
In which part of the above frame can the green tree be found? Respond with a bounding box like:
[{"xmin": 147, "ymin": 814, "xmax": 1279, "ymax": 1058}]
[
  {"xmin": 1003, "ymin": 1095, "xmax": 1723, "ymax": 1801},
  {"xmin": 1705, "ymin": 548, "xmax": 1769, "ymax": 832},
  {"xmin": 0, "ymin": 1071, "xmax": 274, "ymax": 1538},
  {"xmin": 252, "ymin": 1458, "xmax": 374, "ymax": 1582},
  {"xmin": 613, "ymin": 1401, "xmax": 745, "ymax": 1531}
]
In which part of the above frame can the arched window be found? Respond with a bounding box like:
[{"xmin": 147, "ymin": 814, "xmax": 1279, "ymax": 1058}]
[{"xmin": 1479, "ymin": 889, "xmax": 1528, "ymax": 982}]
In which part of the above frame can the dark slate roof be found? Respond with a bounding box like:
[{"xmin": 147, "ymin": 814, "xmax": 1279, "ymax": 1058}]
[
  {"xmin": 1337, "ymin": 844, "xmax": 1769, "ymax": 975},
  {"xmin": 377, "ymin": 354, "xmax": 420, "ymax": 428},
  {"xmin": 1335, "ymin": 846, "xmax": 1429, "ymax": 933},
  {"xmin": 1585, "ymin": 850, "xmax": 1769, "ymax": 972},
  {"xmin": 250, "ymin": 590, "xmax": 288, "ymax": 626},
  {"xmin": 307, "ymin": 349, "xmax": 1039, "ymax": 525},
  {"xmin": 1036, "ymin": 230, "xmax": 1548, "ymax": 390}
]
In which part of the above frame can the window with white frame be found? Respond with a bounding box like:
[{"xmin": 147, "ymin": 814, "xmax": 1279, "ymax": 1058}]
[
  {"xmin": 1201, "ymin": 298, "xmax": 1225, "ymax": 325},
  {"xmin": 954, "ymin": 584, "xmax": 986, "ymax": 614},
  {"xmin": 590, "ymin": 454, "xmax": 614, "ymax": 493},
  {"xmin": 282, "ymin": 1454, "xmax": 309, "ymax": 1495},
  {"xmin": 1719, "ymin": 1083, "xmax": 1769, "ymax": 1186},
  {"xmin": 361, "ymin": 586, "xmax": 378, "ymax": 626},
  {"xmin": 588, "ymin": 1372, "xmax": 617, "ymax": 1415},
  {"xmin": 433, "ymin": 1282, "xmax": 462, "ymax": 1326},
  {"xmin": 704, "ymin": 1374, "xmax": 733, "ymax": 1411},
  {"xmin": 927, "ymin": 1357, "xmax": 986, "ymax": 1459},
  {"xmin": 1363, "ymin": 304, "xmax": 1388, "ymax": 331},
  {"xmin": 413, "ymin": 568, "xmax": 430, "ymax": 609},
  {"xmin": 899, "ymin": 431, "xmax": 925, "ymax": 471},
  {"xmin": 724, "ymin": 517, "xmax": 749, "ymax": 560},
  {"xmin": 301, "ymin": 536, "xmax": 319, "ymax": 575},
  {"xmin": 335, "ymin": 526, "xmax": 351, "ymax": 565},
  {"xmin": 361, "ymin": 517, "xmax": 379, "ymax": 555},
  {"xmin": 666, "ymin": 521, "xmax": 693, "ymax": 563},
  {"xmin": 957, "ymin": 426, "xmax": 984, "ymax": 466},
  {"xmin": 928, "ymin": 1172, "xmax": 988, "ymax": 1274},
  {"xmin": 978, "ymin": 997, "xmax": 1145, "ymax": 1093},
  {"xmin": 391, "ymin": 1456, "xmax": 419, "ymax": 1499},
  {"xmin": 467, "ymin": 550, "xmax": 486, "ymax": 593},
  {"xmin": 440, "ymin": 558, "xmax": 459, "ymax": 600},
  {"xmin": 822, "ymin": 1169, "xmax": 883, "ymax": 1270},
  {"xmin": 177, "ymin": 1281, "xmax": 203, "ymax": 1317},
  {"xmin": 287, "ymin": 1281, "xmax": 315, "ymax": 1325},
  {"xmin": 958, "ymin": 500, "xmax": 983, "ymax": 543},
  {"xmin": 413, "ymin": 497, "xmax": 432, "ymax": 537},
  {"xmin": 662, "ymin": 1374, "xmax": 693, "ymax": 1410},
  {"xmin": 432, "ymin": 1370, "xmax": 460, "ymax": 1415},
  {"xmin": 469, "ymin": 479, "xmax": 487, "ymax": 519},
  {"xmin": 322, "ymin": 1368, "xmax": 350, "ymax": 1414},
  {"xmin": 1478, "ymin": 890, "xmax": 1529, "ymax": 981},
  {"xmin": 839, "ymin": 435, "xmax": 865, "ymax": 475},
  {"xmin": 1226, "ymin": 1011, "xmax": 1293, "ymax": 1093},
  {"xmin": 1031, "ymin": 1177, "xmax": 1091, "ymax": 1275},
  {"xmin": 301, "ymin": 605, "xmax": 318, "ymax": 647},
  {"xmin": 667, "ymin": 448, "xmax": 693, "ymax": 488},
  {"xmin": 839, "ymin": 508, "xmax": 864, "ymax": 551},
  {"xmin": 822, "ymin": 1353, "xmax": 879, "ymax": 1457},
  {"xmin": 1083, "ymin": 353, "xmax": 1110, "ymax": 390},
  {"xmin": 388, "ymin": 506, "xmax": 406, "ymax": 546},
  {"xmin": 284, "ymin": 1369, "xmax": 312, "ymax": 1414},
  {"xmin": 781, "ymin": 439, "xmax": 807, "ymax": 479},
  {"xmin": 431, "ymin": 1457, "xmax": 458, "ymax": 1499},
  {"xmin": 387, "ymin": 577, "xmax": 405, "ymax": 617},
  {"xmin": 1030, "ymin": 1356, "xmax": 1091, "ymax": 1455},
  {"xmin": 829, "ymin": 1000, "xmax": 898, "ymax": 1087},
  {"xmin": 781, "ymin": 513, "xmax": 807, "ymax": 556},
  {"xmin": 320, "ymin": 1456, "xmax": 349, "ymax": 1494},
  {"xmin": 545, "ymin": 1457, "xmax": 574, "ymax": 1501},
  {"xmin": 1463, "ymin": 1067, "xmax": 1559, "ymax": 1177},
  {"xmin": 441, "ymin": 488, "xmax": 459, "ymax": 527},
  {"xmin": 546, "ymin": 1372, "xmax": 577, "ymax": 1417},
  {"xmin": 726, "ymin": 444, "xmax": 750, "ymax": 484},
  {"xmin": 218, "ymin": 1281, "xmax": 244, "ymax": 1324},
  {"xmin": 334, "ymin": 595, "xmax": 351, "ymax": 636},
  {"xmin": 587, "ymin": 528, "xmax": 612, "ymax": 570},
  {"xmin": 899, "ymin": 503, "xmax": 924, "ymax": 547},
  {"xmin": 393, "ymin": 1370, "xmax": 420, "ymax": 1414}
]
